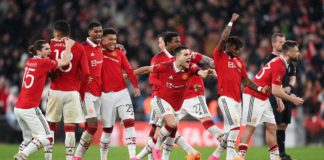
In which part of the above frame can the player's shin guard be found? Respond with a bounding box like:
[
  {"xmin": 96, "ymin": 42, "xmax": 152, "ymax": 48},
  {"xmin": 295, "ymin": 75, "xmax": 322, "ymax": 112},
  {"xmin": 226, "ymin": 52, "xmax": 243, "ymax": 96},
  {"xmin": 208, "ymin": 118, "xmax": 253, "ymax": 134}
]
[
  {"xmin": 174, "ymin": 132, "xmax": 198, "ymax": 155},
  {"xmin": 64, "ymin": 125, "xmax": 76, "ymax": 160},
  {"xmin": 238, "ymin": 143, "xmax": 248, "ymax": 158},
  {"xmin": 44, "ymin": 123, "xmax": 56, "ymax": 160},
  {"xmin": 74, "ymin": 125, "xmax": 97, "ymax": 157},
  {"xmin": 226, "ymin": 127, "xmax": 240, "ymax": 160},
  {"xmin": 100, "ymin": 127, "xmax": 113, "ymax": 160},
  {"xmin": 268, "ymin": 144, "xmax": 280, "ymax": 160},
  {"xmin": 211, "ymin": 132, "xmax": 229, "ymax": 158},
  {"xmin": 19, "ymin": 140, "xmax": 31, "ymax": 152},
  {"xmin": 277, "ymin": 130, "xmax": 286, "ymax": 155},
  {"xmin": 202, "ymin": 120, "xmax": 223, "ymax": 138},
  {"xmin": 124, "ymin": 119, "xmax": 137, "ymax": 159},
  {"xmin": 137, "ymin": 138, "xmax": 155, "ymax": 159},
  {"xmin": 23, "ymin": 137, "xmax": 51, "ymax": 157},
  {"xmin": 162, "ymin": 131, "xmax": 176, "ymax": 160},
  {"xmin": 155, "ymin": 125, "xmax": 175, "ymax": 149}
]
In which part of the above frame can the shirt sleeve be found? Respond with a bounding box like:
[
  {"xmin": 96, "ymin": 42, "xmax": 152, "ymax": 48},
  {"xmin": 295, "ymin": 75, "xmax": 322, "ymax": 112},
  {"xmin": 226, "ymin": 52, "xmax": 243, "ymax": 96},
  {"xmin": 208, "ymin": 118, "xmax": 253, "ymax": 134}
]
[
  {"xmin": 78, "ymin": 45, "xmax": 90, "ymax": 89},
  {"xmin": 149, "ymin": 56, "xmax": 160, "ymax": 86},
  {"xmin": 288, "ymin": 63, "xmax": 296, "ymax": 77},
  {"xmin": 271, "ymin": 64, "xmax": 286, "ymax": 85},
  {"xmin": 153, "ymin": 62, "xmax": 171, "ymax": 73},
  {"xmin": 212, "ymin": 47, "xmax": 221, "ymax": 61},
  {"xmin": 44, "ymin": 59, "xmax": 58, "ymax": 71},
  {"xmin": 190, "ymin": 51, "xmax": 203, "ymax": 64},
  {"xmin": 189, "ymin": 63, "xmax": 201, "ymax": 76},
  {"xmin": 121, "ymin": 51, "xmax": 139, "ymax": 88},
  {"xmin": 241, "ymin": 62, "xmax": 248, "ymax": 78}
]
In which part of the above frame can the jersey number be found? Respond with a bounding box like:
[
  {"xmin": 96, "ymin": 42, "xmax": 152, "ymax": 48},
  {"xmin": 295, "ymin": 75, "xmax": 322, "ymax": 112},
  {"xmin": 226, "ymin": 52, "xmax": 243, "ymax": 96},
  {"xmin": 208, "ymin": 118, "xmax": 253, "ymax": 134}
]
[
  {"xmin": 54, "ymin": 49, "xmax": 73, "ymax": 72},
  {"xmin": 256, "ymin": 60, "xmax": 274, "ymax": 79},
  {"xmin": 22, "ymin": 67, "xmax": 35, "ymax": 88}
]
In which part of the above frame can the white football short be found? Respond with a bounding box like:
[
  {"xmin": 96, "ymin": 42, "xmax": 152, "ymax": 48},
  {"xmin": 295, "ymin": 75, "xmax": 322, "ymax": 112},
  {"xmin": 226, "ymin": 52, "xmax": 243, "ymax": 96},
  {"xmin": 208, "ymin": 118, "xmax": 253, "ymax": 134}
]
[
  {"xmin": 149, "ymin": 96, "xmax": 161, "ymax": 125},
  {"xmin": 45, "ymin": 89, "xmax": 85, "ymax": 123},
  {"xmin": 101, "ymin": 89, "xmax": 134, "ymax": 128},
  {"xmin": 218, "ymin": 96, "xmax": 241, "ymax": 132},
  {"xmin": 241, "ymin": 93, "xmax": 276, "ymax": 127},
  {"xmin": 83, "ymin": 92, "xmax": 101, "ymax": 119},
  {"xmin": 177, "ymin": 96, "xmax": 211, "ymax": 120},
  {"xmin": 151, "ymin": 96, "xmax": 176, "ymax": 118},
  {"xmin": 15, "ymin": 107, "xmax": 52, "ymax": 142}
]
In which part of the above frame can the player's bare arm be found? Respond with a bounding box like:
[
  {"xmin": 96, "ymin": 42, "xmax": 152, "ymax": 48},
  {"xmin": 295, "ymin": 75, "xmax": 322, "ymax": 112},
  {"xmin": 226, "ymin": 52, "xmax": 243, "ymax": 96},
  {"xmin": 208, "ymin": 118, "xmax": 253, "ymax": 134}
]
[
  {"xmin": 116, "ymin": 43, "xmax": 126, "ymax": 53},
  {"xmin": 284, "ymin": 75, "xmax": 296, "ymax": 94},
  {"xmin": 200, "ymin": 55, "xmax": 215, "ymax": 68},
  {"xmin": 242, "ymin": 77, "xmax": 270, "ymax": 94},
  {"xmin": 56, "ymin": 38, "xmax": 75, "ymax": 68},
  {"xmin": 134, "ymin": 66, "xmax": 154, "ymax": 75},
  {"xmin": 217, "ymin": 13, "xmax": 239, "ymax": 52},
  {"xmin": 272, "ymin": 84, "xmax": 304, "ymax": 106},
  {"xmin": 276, "ymin": 97, "xmax": 285, "ymax": 112},
  {"xmin": 197, "ymin": 69, "xmax": 215, "ymax": 79}
]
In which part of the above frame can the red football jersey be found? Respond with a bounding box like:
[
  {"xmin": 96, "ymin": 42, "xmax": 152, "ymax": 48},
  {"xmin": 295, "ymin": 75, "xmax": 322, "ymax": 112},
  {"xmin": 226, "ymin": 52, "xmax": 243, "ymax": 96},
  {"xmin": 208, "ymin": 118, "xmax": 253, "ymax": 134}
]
[
  {"xmin": 82, "ymin": 38, "xmax": 103, "ymax": 97},
  {"xmin": 184, "ymin": 50, "xmax": 205, "ymax": 99},
  {"xmin": 213, "ymin": 48, "xmax": 248, "ymax": 102},
  {"xmin": 149, "ymin": 49, "xmax": 173, "ymax": 97},
  {"xmin": 102, "ymin": 48, "xmax": 138, "ymax": 92},
  {"xmin": 16, "ymin": 57, "xmax": 58, "ymax": 109},
  {"xmin": 244, "ymin": 56, "xmax": 287, "ymax": 100},
  {"xmin": 49, "ymin": 39, "xmax": 90, "ymax": 91},
  {"xmin": 154, "ymin": 61, "xmax": 201, "ymax": 111}
]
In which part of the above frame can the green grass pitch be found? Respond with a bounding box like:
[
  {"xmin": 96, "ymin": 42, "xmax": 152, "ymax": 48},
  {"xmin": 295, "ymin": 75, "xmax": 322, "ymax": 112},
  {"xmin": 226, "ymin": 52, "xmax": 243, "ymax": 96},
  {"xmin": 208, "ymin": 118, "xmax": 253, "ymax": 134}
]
[{"xmin": 1, "ymin": 143, "xmax": 323, "ymax": 160}]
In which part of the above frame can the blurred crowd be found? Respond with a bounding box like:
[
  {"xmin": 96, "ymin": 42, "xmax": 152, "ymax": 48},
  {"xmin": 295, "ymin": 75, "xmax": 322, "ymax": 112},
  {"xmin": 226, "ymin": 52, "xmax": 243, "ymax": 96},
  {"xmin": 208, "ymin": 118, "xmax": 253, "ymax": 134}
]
[{"xmin": 0, "ymin": 0, "xmax": 323, "ymax": 144}]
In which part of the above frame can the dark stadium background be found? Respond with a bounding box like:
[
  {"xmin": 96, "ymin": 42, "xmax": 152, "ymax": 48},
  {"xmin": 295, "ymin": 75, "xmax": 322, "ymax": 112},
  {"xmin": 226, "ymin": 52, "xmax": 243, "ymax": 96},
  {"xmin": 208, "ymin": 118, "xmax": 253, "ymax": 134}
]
[{"xmin": 0, "ymin": 0, "xmax": 323, "ymax": 147}]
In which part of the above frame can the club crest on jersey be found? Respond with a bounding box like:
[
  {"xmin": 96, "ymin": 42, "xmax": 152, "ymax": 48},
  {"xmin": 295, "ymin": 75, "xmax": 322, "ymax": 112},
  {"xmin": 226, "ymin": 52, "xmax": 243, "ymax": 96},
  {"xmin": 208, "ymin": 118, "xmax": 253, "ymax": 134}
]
[
  {"xmin": 111, "ymin": 51, "xmax": 117, "ymax": 56},
  {"xmin": 182, "ymin": 74, "xmax": 189, "ymax": 80},
  {"xmin": 168, "ymin": 76, "xmax": 173, "ymax": 80},
  {"xmin": 91, "ymin": 52, "xmax": 95, "ymax": 56}
]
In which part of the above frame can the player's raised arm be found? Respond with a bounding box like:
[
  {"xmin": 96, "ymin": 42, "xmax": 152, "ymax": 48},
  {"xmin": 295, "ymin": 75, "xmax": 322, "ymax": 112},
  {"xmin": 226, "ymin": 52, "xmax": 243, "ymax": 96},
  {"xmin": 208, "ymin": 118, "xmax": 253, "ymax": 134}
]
[
  {"xmin": 200, "ymin": 55, "xmax": 215, "ymax": 69},
  {"xmin": 216, "ymin": 13, "xmax": 239, "ymax": 53},
  {"xmin": 56, "ymin": 38, "xmax": 75, "ymax": 68}
]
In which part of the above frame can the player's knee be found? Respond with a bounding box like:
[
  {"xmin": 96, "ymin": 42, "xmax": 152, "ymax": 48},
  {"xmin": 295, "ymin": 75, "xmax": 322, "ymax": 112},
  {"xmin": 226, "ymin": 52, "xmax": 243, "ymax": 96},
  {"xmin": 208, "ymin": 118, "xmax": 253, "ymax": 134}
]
[
  {"xmin": 149, "ymin": 127, "xmax": 156, "ymax": 138},
  {"xmin": 151, "ymin": 124, "xmax": 157, "ymax": 130},
  {"xmin": 123, "ymin": 118, "xmax": 135, "ymax": 128},
  {"xmin": 202, "ymin": 119, "xmax": 214, "ymax": 129},
  {"xmin": 103, "ymin": 127, "xmax": 114, "ymax": 133},
  {"xmin": 266, "ymin": 124, "xmax": 277, "ymax": 134},
  {"xmin": 277, "ymin": 123, "xmax": 288, "ymax": 130},
  {"xmin": 48, "ymin": 122, "xmax": 57, "ymax": 131},
  {"xmin": 86, "ymin": 124, "xmax": 98, "ymax": 135},
  {"xmin": 86, "ymin": 117, "xmax": 98, "ymax": 126}
]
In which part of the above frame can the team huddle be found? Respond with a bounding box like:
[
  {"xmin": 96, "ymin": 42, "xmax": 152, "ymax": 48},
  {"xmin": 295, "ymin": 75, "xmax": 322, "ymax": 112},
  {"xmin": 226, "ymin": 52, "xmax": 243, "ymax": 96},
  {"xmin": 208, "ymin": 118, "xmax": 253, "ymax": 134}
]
[{"xmin": 13, "ymin": 13, "xmax": 304, "ymax": 160}]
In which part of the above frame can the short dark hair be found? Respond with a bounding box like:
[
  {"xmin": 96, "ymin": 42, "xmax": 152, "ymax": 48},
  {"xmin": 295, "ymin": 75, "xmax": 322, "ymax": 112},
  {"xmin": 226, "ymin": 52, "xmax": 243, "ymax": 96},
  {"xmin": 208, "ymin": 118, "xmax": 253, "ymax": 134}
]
[
  {"xmin": 54, "ymin": 20, "xmax": 70, "ymax": 36},
  {"xmin": 158, "ymin": 31, "xmax": 171, "ymax": 39},
  {"xmin": 28, "ymin": 40, "xmax": 47, "ymax": 55},
  {"xmin": 271, "ymin": 33, "xmax": 285, "ymax": 43},
  {"xmin": 282, "ymin": 40, "xmax": 298, "ymax": 54},
  {"xmin": 88, "ymin": 21, "xmax": 102, "ymax": 31},
  {"xmin": 163, "ymin": 32, "xmax": 179, "ymax": 46},
  {"xmin": 226, "ymin": 36, "xmax": 243, "ymax": 49},
  {"xmin": 174, "ymin": 45, "xmax": 188, "ymax": 56},
  {"xmin": 103, "ymin": 28, "xmax": 117, "ymax": 36}
]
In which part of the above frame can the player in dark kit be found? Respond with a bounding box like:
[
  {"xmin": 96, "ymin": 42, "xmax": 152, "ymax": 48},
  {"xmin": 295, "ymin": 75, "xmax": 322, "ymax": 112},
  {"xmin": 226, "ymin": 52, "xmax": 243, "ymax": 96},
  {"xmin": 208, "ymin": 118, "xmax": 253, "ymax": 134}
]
[{"xmin": 263, "ymin": 33, "xmax": 297, "ymax": 160}]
